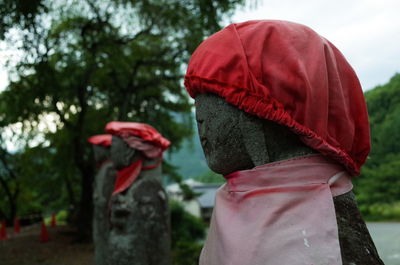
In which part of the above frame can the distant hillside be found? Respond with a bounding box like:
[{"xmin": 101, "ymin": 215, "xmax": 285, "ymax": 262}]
[
  {"xmin": 354, "ymin": 73, "xmax": 400, "ymax": 220},
  {"xmin": 364, "ymin": 73, "xmax": 400, "ymax": 163},
  {"xmin": 169, "ymin": 73, "xmax": 400, "ymax": 215},
  {"xmin": 168, "ymin": 132, "xmax": 210, "ymax": 179}
]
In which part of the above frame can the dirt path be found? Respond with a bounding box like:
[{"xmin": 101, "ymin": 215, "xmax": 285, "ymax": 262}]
[
  {"xmin": 0, "ymin": 225, "xmax": 93, "ymax": 265},
  {"xmin": 1, "ymin": 222, "xmax": 398, "ymax": 265}
]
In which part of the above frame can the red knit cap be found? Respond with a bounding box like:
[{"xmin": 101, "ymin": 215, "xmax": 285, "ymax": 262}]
[
  {"xmin": 184, "ymin": 20, "xmax": 370, "ymax": 176},
  {"xmin": 87, "ymin": 134, "xmax": 112, "ymax": 147}
]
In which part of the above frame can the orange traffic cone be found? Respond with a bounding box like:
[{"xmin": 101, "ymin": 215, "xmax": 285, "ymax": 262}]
[
  {"xmin": 50, "ymin": 213, "xmax": 56, "ymax": 227},
  {"xmin": 0, "ymin": 220, "xmax": 7, "ymax": 240},
  {"xmin": 14, "ymin": 218, "xmax": 20, "ymax": 234},
  {"xmin": 40, "ymin": 220, "xmax": 49, "ymax": 243}
]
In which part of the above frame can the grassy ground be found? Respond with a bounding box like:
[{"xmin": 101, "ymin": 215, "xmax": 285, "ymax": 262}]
[{"xmin": 0, "ymin": 225, "xmax": 93, "ymax": 265}]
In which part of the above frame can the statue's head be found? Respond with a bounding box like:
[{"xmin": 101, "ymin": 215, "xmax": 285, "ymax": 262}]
[
  {"xmin": 195, "ymin": 93, "xmax": 314, "ymax": 175},
  {"xmin": 105, "ymin": 121, "xmax": 171, "ymax": 170},
  {"xmin": 110, "ymin": 135, "xmax": 141, "ymax": 170},
  {"xmin": 88, "ymin": 134, "xmax": 112, "ymax": 163},
  {"xmin": 185, "ymin": 20, "xmax": 370, "ymax": 176},
  {"xmin": 105, "ymin": 121, "xmax": 170, "ymax": 231}
]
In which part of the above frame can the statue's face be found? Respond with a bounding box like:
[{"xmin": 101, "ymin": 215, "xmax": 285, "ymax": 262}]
[
  {"xmin": 195, "ymin": 93, "xmax": 254, "ymax": 175},
  {"xmin": 110, "ymin": 136, "xmax": 140, "ymax": 170},
  {"xmin": 92, "ymin": 145, "xmax": 110, "ymax": 163},
  {"xmin": 110, "ymin": 188, "xmax": 135, "ymax": 232},
  {"xmin": 110, "ymin": 174, "xmax": 167, "ymax": 234}
]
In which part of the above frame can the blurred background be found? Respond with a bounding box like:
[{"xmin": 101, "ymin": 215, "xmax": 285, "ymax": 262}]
[{"xmin": 0, "ymin": 0, "xmax": 399, "ymax": 264}]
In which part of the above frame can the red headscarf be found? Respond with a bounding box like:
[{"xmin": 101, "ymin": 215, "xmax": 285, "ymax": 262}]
[
  {"xmin": 88, "ymin": 134, "xmax": 113, "ymax": 168},
  {"xmin": 105, "ymin": 121, "xmax": 170, "ymax": 151},
  {"xmin": 87, "ymin": 134, "xmax": 112, "ymax": 147},
  {"xmin": 105, "ymin": 121, "xmax": 170, "ymax": 194},
  {"xmin": 185, "ymin": 20, "xmax": 370, "ymax": 176}
]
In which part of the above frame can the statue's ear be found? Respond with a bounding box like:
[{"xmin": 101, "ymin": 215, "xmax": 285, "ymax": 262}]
[{"xmin": 239, "ymin": 111, "xmax": 270, "ymax": 166}]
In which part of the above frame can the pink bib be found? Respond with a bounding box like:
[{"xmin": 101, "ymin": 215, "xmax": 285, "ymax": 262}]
[{"xmin": 200, "ymin": 155, "xmax": 352, "ymax": 265}]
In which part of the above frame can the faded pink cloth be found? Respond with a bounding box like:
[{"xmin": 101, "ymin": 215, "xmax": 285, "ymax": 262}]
[
  {"xmin": 200, "ymin": 155, "xmax": 352, "ymax": 265},
  {"xmin": 122, "ymin": 134, "xmax": 163, "ymax": 159}
]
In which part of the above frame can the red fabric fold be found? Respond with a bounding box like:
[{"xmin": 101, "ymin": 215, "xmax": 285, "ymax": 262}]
[
  {"xmin": 87, "ymin": 134, "xmax": 112, "ymax": 147},
  {"xmin": 185, "ymin": 20, "xmax": 370, "ymax": 176},
  {"xmin": 113, "ymin": 160, "xmax": 143, "ymax": 195},
  {"xmin": 200, "ymin": 155, "xmax": 353, "ymax": 265},
  {"xmin": 112, "ymin": 158, "xmax": 163, "ymax": 194}
]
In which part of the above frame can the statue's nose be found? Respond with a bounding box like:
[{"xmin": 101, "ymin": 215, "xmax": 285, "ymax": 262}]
[{"xmin": 112, "ymin": 193, "xmax": 127, "ymax": 207}]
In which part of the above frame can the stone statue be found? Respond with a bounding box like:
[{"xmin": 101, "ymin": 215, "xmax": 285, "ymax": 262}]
[
  {"xmin": 89, "ymin": 135, "xmax": 115, "ymax": 265},
  {"xmin": 195, "ymin": 93, "xmax": 384, "ymax": 265},
  {"xmin": 105, "ymin": 122, "xmax": 171, "ymax": 265},
  {"xmin": 184, "ymin": 20, "xmax": 384, "ymax": 264}
]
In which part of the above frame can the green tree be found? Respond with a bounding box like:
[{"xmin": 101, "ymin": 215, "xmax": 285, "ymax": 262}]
[
  {"xmin": 170, "ymin": 201, "xmax": 206, "ymax": 265},
  {"xmin": 364, "ymin": 73, "xmax": 400, "ymax": 165},
  {"xmin": 0, "ymin": 0, "xmax": 246, "ymax": 238},
  {"xmin": 354, "ymin": 73, "xmax": 400, "ymax": 219},
  {"xmin": 0, "ymin": 0, "xmax": 46, "ymax": 39},
  {"xmin": 195, "ymin": 170, "xmax": 223, "ymax": 183},
  {"xmin": 0, "ymin": 144, "xmax": 20, "ymax": 222}
]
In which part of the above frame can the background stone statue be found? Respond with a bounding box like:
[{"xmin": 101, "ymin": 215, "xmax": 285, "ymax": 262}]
[
  {"xmin": 195, "ymin": 93, "xmax": 384, "ymax": 265},
  {"xmin": 89, "ymin": 135, "xmax": 116, "ymax": 265},
  {"xmin": 108, "ymin": 135, "xmax": 170, "ymax": 265}
]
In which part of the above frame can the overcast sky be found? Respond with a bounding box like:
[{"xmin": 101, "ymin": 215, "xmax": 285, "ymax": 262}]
[
  {"xmin": 230, "ymin": 0, "xmax": 400, "ymax": 91},
  {"xmin": 1, "ymin": 0, "xmax": 399, "ymax": 92}
]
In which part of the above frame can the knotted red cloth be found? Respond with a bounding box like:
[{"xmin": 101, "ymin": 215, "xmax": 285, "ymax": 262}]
[
  {"xmin": 105, "ymin": 121, "xmax": 170, "ymax": 194},
  {"xmin": 112, "ymin": 159, "xmax": 143, "ymax": 195},
  {"xmin": 185, "ymin": 20, "xmax": 370, "ymax": 176}
]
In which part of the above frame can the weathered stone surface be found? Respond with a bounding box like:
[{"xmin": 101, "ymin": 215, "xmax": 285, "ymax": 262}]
[
  {"xmin": 108, "ymin": 136, "xmax": 170, "ymax": 265},
  {"xmin": 334, "ymin": 191, "xmax": 384, "ymax": 264},
  {"xmin": 195, "ymin": 93, "xmax": 384, "ymax": 265},
  {"xmin": 92, "ymin": 145, "xmax": 116, "ymax": 265}
]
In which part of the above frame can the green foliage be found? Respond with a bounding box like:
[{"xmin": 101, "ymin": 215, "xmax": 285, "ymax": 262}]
[
  {"xmin": 168, "ymin": 128, "xmax": 210, "ymax": 179},
  {"xmin": 44, "ymin": 210, "xmax": 68, "ymax": 225},
  {"xmin": 195, "ymin": 170, "xmax": 223, "ymax": 184},
  {"xmin": 364, "ymin": 74, "xmax": 400, "ymax": 164},
  {"xmin": 170, "ymin": 201, "xmax": 205, "ymax": 265},
  {"xmin": 359, "ymin": 202, "xmax": 400, "ymax": 222},
  {"xmin": 0, "ymin": 142, "xmax": 21, "ymax": 221},
  {"xmin": 173, "ymin": 241, "xmax": 204, "ymax": 265},
  {"xmin": 356, "ymin": 154, "xmax": 400, "ymax": 204},
  {"xmin": 0, "ymin": 0, "xmax": 46, "ymax": 39},
  {"xmin": 0, "ymin": 0, "xmax": 246, "ymax": 234},
  {"xmin": 353, "ymin": 73, "xmax": 400, "ymax": 220}
]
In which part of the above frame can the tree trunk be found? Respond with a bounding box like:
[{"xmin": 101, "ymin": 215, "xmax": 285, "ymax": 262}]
[
  {"xmin": 76, "ymin": 164, "xmax": 94, "ymax": 241},
  {"xmin": 64, "ymin": 173, "xmax": 77, "ymax": 209},
  {"xmin": 0, "ymin": 177, "xmax": 18, "ymax": 222},
  {"xmin": 72, "ymin": 134, "xmax": 94, "ymax": 241}
]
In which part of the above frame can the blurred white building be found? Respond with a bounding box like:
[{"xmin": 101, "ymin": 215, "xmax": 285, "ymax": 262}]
[{"xmin": 166, "ymin": 179, "xmax": 222, "ymax": 221}]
